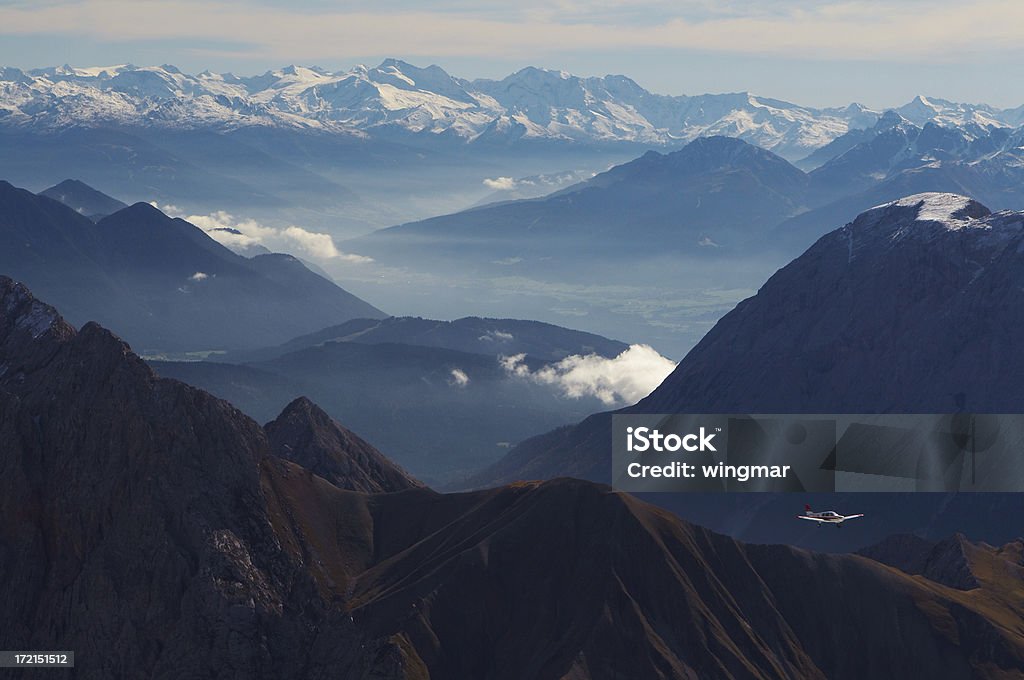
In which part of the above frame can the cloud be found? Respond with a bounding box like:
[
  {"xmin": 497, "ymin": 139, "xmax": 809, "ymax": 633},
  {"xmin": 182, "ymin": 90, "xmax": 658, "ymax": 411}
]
[
  {"xmin": 448, "ymin": 367, "xmax": 470, "ymax": 387},
  {"xmin": 189, "ymin": 271, "xmax": 209, "ymax": 281},
  {"xmin": 502, "ymin": 344, "xmax": 676, "ymax": 406},
  {"xmin": 161, "ymin": 208, "xmax": 372, "ymax": 263},
  {"xmin": 2, "ymin": 1, "xmax": 1023, "ymax": 63},
  {"xmin": 151, "ymin": 201, "xmax": 181, "ymax": 214},
  {"xmin": 280, "ymin": 225, "xmax": 342, "ymax": 260},
  {"xmin": 483, "ymin": 176, "xmax": 518, "ymax": 190},
  {"xmin": 479, "ymin": 329, "xmax": 514, "ymax": 342}
]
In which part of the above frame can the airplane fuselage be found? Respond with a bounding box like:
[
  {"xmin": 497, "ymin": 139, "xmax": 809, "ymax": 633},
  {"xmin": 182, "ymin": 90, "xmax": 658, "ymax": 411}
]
[{"xmin": 797, "ymin": 506, "xmax": 864, "ymax": 527}]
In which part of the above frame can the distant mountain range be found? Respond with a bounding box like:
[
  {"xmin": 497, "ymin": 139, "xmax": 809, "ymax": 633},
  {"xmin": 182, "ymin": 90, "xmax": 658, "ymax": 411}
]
[
  {"xmin": 4, "ymin": 60, "xmax": 1024, "ymax": 241},
  {"xmin": 217, "ymin": 314, "xmax": 629, "ymax": 364},
  {"xmin": 348, "ymin": 136, "xmax": 810, "ymax": 263},
  {"xmin": 354, "ymin": 118, "xmax": 1024, "ymax": 264},
  {"xmin": 0, "ymin": 179, "xmax": 383, "ymax": 350},
  {"xmin": 3, "ymin": 61, "xmax": 1023, "ymax": 161},
  {"xmin": 3, "ymin": 274, "xmax": 1021, "ymax": 679},
  {"xmin": 468, "ymin": 193, "xmax": 1024, "ymax": 551}
]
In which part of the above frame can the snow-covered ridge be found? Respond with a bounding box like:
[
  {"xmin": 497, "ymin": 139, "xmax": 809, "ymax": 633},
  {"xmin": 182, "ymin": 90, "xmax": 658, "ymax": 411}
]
[
  {"xmin": 860, "ymin": 192, "xmax": 1024, "ymax": 246},
  {"xmin": 2, "ymin": 60, "xmax": 1023, "ymax": 160},
  {"xmin": 841, "ymin": 193, "xmax": 1024, "ymax": 265},
  {"xmin": 890, "ymin": 193, "xmax": 985, "ymax": 227}
]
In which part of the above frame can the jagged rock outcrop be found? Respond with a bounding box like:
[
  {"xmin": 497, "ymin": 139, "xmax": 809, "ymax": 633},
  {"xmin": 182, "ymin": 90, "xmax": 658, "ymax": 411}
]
[{"xmin": 265, "ymin": 396, "xmax": 422, "ymax": 493}]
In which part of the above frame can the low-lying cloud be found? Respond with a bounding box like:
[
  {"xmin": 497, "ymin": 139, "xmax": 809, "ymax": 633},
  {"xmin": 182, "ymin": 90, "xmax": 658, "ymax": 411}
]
[
  {"xmin": 479, "ymin": 329, "xmax": 514, "ymax": 343},
  {"xmin": 157, "ymin": 206, "xmax": 373, "ymax": 263},
  {"xmin": 483, "ymin": 176, "xmax": 518, "ymax": 191},
  {"xmin": 448, "ymin": 368, "xmax": 470, "ymax": 387},
  {"xmin": 501, "ymin": 344, "xmax": 676, "ymax": 406}
]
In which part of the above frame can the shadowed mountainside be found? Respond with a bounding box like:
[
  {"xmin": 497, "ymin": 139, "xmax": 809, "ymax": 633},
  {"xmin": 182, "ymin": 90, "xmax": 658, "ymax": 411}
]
[{"xmin": 3, "ymin": 276, "xmax": 1023, "ymax": 678}]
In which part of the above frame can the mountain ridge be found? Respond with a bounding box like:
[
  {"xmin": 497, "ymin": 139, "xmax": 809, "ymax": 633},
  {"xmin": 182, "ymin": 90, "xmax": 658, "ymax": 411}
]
[
  {"xmin": 5, "ymin": 60, "xmax": 1022, "ymax": 160},
  {"xmin": 2, "ymin": 275, "xmax": 1023, "ymax": 678},
  {"xmin": 348, "ymin": 135, "xmax": 811, "ymax": 262}
]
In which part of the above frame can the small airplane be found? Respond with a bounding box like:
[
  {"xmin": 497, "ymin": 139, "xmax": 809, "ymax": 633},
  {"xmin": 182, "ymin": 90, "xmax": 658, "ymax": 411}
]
[{"xmin": 796, "ymin": 504, "xmax": 864, "ymax": 527}]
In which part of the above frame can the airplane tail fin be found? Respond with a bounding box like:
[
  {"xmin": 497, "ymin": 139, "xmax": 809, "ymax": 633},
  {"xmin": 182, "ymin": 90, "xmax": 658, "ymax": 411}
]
[{"xmin": 804, "ymin": 504, "xmax": 812, "ymax": 512}]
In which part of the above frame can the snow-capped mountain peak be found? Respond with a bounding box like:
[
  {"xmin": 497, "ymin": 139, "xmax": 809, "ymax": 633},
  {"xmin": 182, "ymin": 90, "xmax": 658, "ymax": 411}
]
[
  {"xmin": 2, "ymin": 60, "xmax": 1022, "ymax": 160},
  {"xmin": 897, "ymin": 95, "xmax": 1008, "ymax": 129},
  {"xmin": 854, "ymin": 193, "xmax": 1023, "ymax": 253}
]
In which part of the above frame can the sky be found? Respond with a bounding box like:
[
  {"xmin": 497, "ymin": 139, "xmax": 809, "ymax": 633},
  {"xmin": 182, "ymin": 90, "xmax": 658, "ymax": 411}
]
[{"xmin": 1, "ymin": 0, "xmax": 1023, "ymax": 109}]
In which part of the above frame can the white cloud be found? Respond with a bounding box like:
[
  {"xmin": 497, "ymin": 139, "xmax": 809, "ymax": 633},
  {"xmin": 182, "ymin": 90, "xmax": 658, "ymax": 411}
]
[
  {"xmin": 280, "ymin": 225, "xmax": 341, "ymax": 260},
  {"xmin": 501, "ymin": 344, "xmax": 676, "ymax": 406},
  {"xmin": 151, "ymin": 201, "xmax": 181, "ymax": 214},
  {"xmin": 479, "ymin": 330, "xmax": 514, "ymax": 342},
  {"xmin": 189, "ymin": 271, "xmax": 209, "ymax": 281},
  {"xmin": 449, "ymin": 367, "xmax": 470, "ymax": 387},
  {"xmin": 160, "ymin": 208, "xmax": 372, "ymax": 263},
  {"xmin": 483, "ymin": 176, "xmax": 518, "ymax": 190}
]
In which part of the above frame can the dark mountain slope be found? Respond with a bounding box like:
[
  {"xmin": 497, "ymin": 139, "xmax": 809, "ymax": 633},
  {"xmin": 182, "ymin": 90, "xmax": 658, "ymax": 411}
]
[
  {"xmin": 0, "ymin": 276, "xmax": 328, "ymax": 678},
  {"xmin": 0, "ymin": 180, "xmax": 385, "ymax": 350},
  {"xmin": 351, "ymin": 482, "xmax": 1024, "ymax": 679},
  {"xmin": 2, "ymin": 276, "xmax": 1022, "ymax": 679}
]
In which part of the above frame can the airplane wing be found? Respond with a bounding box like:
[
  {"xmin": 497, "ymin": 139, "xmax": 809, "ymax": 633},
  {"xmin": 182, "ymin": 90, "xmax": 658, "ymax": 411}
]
[
  {"xmin": 797, "ymin": 516, "xmax": 829, "ymax": 522},
  {"xmin": 840, "ymin": 514, "xmax": 864, "ymax": 521}
]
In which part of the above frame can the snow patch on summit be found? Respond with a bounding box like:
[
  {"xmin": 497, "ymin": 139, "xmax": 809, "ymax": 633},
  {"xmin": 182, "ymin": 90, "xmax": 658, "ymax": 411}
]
[
  {"xmin": 863, "ymin": 193, "xmax": 1023, "ymax": 251},
  {"xmin": 892, "ymin": 193, "xmax": 978, "ymax": 227}
]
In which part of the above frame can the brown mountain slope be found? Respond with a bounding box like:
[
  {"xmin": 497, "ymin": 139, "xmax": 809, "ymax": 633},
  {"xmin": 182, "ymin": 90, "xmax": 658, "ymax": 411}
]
[
  {"xmin": 269, "ymin": 475, "xmax": 1024, "ymax": 680},
  {"xmin": 1, "ymin": 275, "xmax": 1023, "ymax": 679}
]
